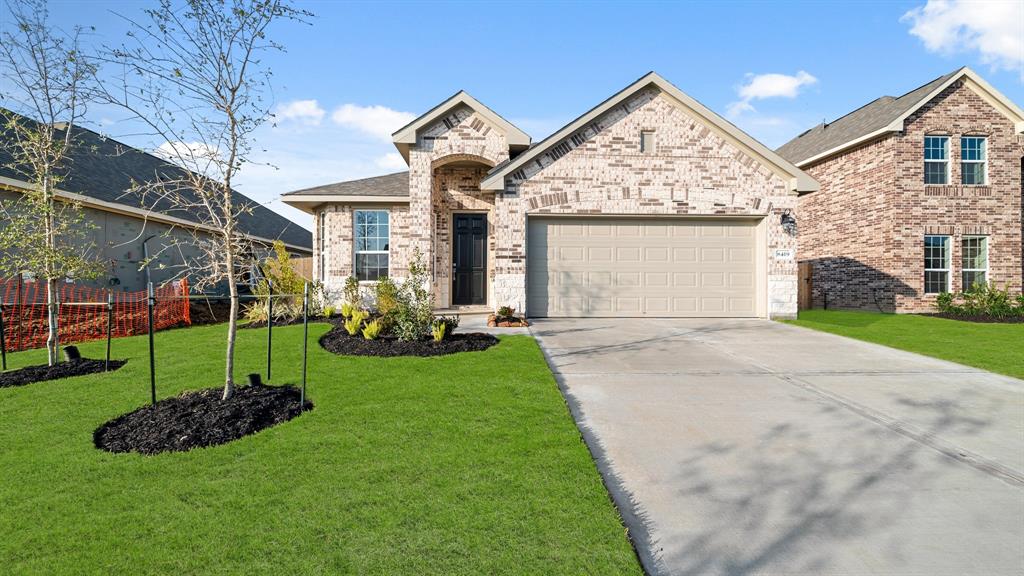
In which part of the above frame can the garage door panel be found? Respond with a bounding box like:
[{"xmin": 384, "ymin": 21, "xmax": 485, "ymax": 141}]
[{"xmin": 528, "ymin": 218, "xmax": 758, "ymax": 318}]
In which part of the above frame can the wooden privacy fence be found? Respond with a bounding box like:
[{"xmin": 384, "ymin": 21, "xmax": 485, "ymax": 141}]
[
  {"xmin": 798, "ymin": 262, "xmax": 813, "ymax": 311},
  {"xmin": 0, "ymin": 277, "xmax": 190, "ymax": 352}
]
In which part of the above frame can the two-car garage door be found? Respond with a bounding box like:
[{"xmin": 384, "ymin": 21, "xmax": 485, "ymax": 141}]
[{"xmin": 526, "ymin": 217, "xmax": 758, "ymax": 317}]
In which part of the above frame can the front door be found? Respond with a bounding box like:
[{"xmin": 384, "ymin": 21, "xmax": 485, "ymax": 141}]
[{"xmin": 452, "ymin": 213, "xmax": 487, "ymax": 305}]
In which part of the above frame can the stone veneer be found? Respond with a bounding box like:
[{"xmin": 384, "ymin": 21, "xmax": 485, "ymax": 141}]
[
  {"xmin": 799, "ymin": 78, "xmax": 1023, "ymax": 312},
  {"xmin": 317, "ymin": 88, "xmax": 801, "ymax": 318}
]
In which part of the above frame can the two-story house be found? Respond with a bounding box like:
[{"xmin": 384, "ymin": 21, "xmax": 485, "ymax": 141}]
[{"xmin": 777, "ymin": 67, "xmax": 1024, "ymax": 312}]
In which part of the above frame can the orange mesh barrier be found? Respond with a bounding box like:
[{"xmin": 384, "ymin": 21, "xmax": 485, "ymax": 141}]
[{"xmin": 0, "ymin": 277, "xmax": 190, "ymax": 352}]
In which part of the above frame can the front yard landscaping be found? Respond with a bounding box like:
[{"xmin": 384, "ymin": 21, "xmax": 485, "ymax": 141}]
[
  {"xmin": 0, "ymin": 323, "xmax": 641, "ymax": 575},
  {"xmin": 785, "ymin": 310, "xmax": 1024, "ymax": 379}
]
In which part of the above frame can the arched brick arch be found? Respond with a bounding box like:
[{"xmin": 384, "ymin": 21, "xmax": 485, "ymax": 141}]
[{"xmin": 431, "ymin": 153, "xmax": 497, "ymax": 170}]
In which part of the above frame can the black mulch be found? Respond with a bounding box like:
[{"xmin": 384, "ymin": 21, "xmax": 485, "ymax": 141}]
[
  {"xmin": 94, "ymin": 384, "xmax": 312, "ymax": 455},
  {"xmin": 320, "ymin": 328, "xmax": 498, "ymax": 357},
  {"xmin": 920, "ymin": 313, "xmax": 1024, "ymax": 324},
  {"xmin": 0, "ymin": 359, "xmax": 126, "ymax": 389}
]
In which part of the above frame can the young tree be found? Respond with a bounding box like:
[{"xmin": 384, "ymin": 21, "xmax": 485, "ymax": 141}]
[
  {"xmin": 0, "ymin": 0, "xmax": 102, "ymax": 366},
  {"xmin": 102, "ymin": 0, "xmax": 310, "ymax": 399}
]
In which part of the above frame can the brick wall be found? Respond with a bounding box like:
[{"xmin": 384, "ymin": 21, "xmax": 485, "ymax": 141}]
[
  {"xmin": 495, "ymin": 88, "xmax": 799, "ymax": 317},
  {"xmin": 800, "ymin": 78, "xmax": 1023, "ymax": 313}
]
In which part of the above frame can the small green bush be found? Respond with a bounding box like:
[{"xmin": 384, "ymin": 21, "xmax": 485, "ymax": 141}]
[
  {"xmin": 375, "ymin": 276, "xmax": 399, "ymax": 317},
  {"xmin": 934, "ymin": 283, "xmax": 1024, "ymax": 319},
  {"xmin": 392, "ymin": 249, "xmax": 434, "ymax": 342},
  {"xmin": 433, "ymin": 315, "xmax": 459, "ymax": 337},
  {"xmin": 497, "ymin": 306, "xmax": 515, "ymax": 318},
  {"xmin": 343, "ymin": 276, "xmax": 361, "ymax": 308},
  {"xmin": 431, "ymin": 321, "xmax": 446, "ymax": 342},
  {"xmin": 362, "ymin": 319, "xmax": 382, "ymax": 340},
  {"xmin": 322, "ymin": 305, "xmax": 336, "ymax": 318},
  {"xmin": 340, "ymin": 302, "xmax": 354, "ymax": 319}
]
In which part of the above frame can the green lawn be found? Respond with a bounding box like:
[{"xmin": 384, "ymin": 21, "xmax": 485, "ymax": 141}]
[
  {"xmin": 785, "ymin": 310, "xmax": 1024, "ymax": 379},
  {"xmin": 0, "ymin": 323, "xmax": 641, "ymax": 575}
]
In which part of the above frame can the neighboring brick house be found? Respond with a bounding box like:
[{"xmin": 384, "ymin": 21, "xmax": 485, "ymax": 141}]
[
  {"xmin": 283, "ymin": 73, "xmax": 816, "ymax": 319},
  {"xmin": 777, "ymin": 67, "xmax": 1024, "ymax": 312}
]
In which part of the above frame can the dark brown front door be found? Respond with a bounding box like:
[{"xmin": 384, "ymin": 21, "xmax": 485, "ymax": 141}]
[{"xmin": 452, "ymin": 213, "xmax": 487, "ymax": 305}]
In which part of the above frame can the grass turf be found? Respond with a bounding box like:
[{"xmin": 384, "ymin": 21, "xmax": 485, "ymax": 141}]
[
  {"xmin": 784, "ymin": 310, "xmax": 1024, "ymax": 379},
  {"xmin": 0, "ymin": 323, "xmax": 641, "ymax": 575}
]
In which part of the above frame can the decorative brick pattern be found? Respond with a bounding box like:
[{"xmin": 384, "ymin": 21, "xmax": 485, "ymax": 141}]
[{"xmin": 799, "ymin": 79, "xmax": 1023, "ymax": 312}]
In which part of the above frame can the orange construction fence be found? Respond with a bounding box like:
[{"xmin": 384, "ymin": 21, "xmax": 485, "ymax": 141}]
[{"xmin": 0, "ymin": 277, "xmax": 190, "ymax": 352}]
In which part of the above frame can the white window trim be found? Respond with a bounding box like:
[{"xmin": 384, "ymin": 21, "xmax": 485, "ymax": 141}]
[
  {"xmin": 960, "ymin": 136, "xmax": 987, "ymax": 186},
  {"xmin": 961, "ymin": 235, "xmax": 989, "ymax": 290},
  {"xmin": 924, "ymin": 135, "xmax": 949, "ymax": 185},
  {"xmin": 318, "ymin": 211, "xmax": 326, "ymax": 282},
  {"xmin": 924, "ymin": 234, "xmax": 951, "ymax": 294},
  {"xmin": 353, "ymin": 209, "xmax": 391, "ymax": 283}
]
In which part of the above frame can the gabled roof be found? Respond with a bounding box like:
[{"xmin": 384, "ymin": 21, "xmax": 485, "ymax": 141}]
[
  {"xmin": 281, "ymin": 171, "xmax": 409, "ymax": 213},
  {"xmin": 391, "ymin": 90, "xmax": 531, "ymax": 162},
  {"xmin": 0, "ymin": 112, "xmax": 312, "ymax": 251},
  {"xmin": 777, "ymin": 67, "xmax": 1024, "ymax": 167},
  {"xmin": 481, "ymin": 71, "xmax": 819, "ymax": 194}
]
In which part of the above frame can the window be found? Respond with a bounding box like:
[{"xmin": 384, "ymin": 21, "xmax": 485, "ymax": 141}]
[
  {"xmin": 961, "ymin": 236, "xmax": 988, "ymax": 290},
  {"xmin": 354, "ymin": 210, "xmax": 389, "ymax": 281},
  {"xmin": 318, "ymin": 211, "xmax": 326, "ymax": 281},
  {"xmin": 640, "ymin": 131, "xmax": 655, "ymax": 154},
  {"xmin": 924, "ymin": 136, "xmax": 948, "ymax": 184},
  {"xmin": 961, "ymin": 136, "xmax": 986, "ymax": 185},
  {"xmin": 924, "ymin": 235, "xmax": 951, "ymax": 293}
]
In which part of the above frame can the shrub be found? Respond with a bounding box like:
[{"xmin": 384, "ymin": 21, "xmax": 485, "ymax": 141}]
[
  {"xmin": 322, "ymin": 305, "xmax": 336, "ymax": 318},
  {"xmin": 344, "ymin": 316, "xmax": 363, "ymax": 336},
  {"xmin": 340, "ymin": 302, "xmax": 354, "ymax": 319},
  {"xmin": 431, "ymin": 321, "xmax": 446, "ymax": 342},
  {"xmin": 374, "ymin": 276, "xmax": 399, "ymax": 317},
  {"xmin": 934, "ymin": 283, "xmax": 1024, "ymax": 319},
  {"xmin": 244, "ymin": 240, "xmax": 308, "ymax": 323},
  {"xmin": 362, "ymin": 319, "xmax": 382, "ymax": 340},
  {"xmin": 433, "ymin": 315, "xmax": 459, "ymax": 336},
  {"xmin": 392, "ymin": 248, "xmax": 434, "ymax": 342},
  {"xmin": 343, "ymin": 276, "xmax": 361, "ymax": 308},
  {"xmin": 497, "ymin": 305, "xmax": 515, "ymax": 318}
]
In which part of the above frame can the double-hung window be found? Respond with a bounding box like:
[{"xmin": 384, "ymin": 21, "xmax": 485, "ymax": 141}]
[
  {"xmin": 924, "ymin": 235, "xmax": 951, "ymax": 294},
  {"xmin": 354, "ymin": 210, "xmax": 389, "ymax": 281},
  {"xmin": 960, "ymin": 136, "xmax": 986, "ymax": 185},
  {"xmin": 961, "ymin": 236, "xmax": 988, "ymax": 290},
  {"xmin": 924, "ymin": 136, "xmax": 949, "ymax": 184}
]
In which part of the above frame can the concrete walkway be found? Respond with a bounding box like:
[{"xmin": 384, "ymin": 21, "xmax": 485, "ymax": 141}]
[{"xmin": 531, "ymin": 318, "xmax": 1024, "ymax": 576}]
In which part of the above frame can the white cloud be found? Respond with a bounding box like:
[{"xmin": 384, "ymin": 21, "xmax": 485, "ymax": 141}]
[
  {"xmin": 728, "ymin": 71, "xmax": 818, "ymax": 117},
  {"xmin": 375, "ymin": 152, "xmax": 407, "ymax": 171},
  {"xmin": 275, "ymin": 99, "xmax": 326, "ymax": 125},
  {"xmin": 330, "ymin": 104, "xmax": 416, "ymax": 140},
  {"xmin": 902, "ymin": 0, "xmax": 1024, "ymax": 75},
  {"xmin": 154, "ymin": 140, "xmax": 221, "ymax": 165}
]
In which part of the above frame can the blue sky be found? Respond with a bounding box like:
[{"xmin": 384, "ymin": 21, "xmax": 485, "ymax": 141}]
[{"xmin": 31, "ymin": 1, "xmax": 1024, "ymax": 229}]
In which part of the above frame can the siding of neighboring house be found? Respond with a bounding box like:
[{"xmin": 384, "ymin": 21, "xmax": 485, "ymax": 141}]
[{"xmin": 798, "ymin": 79, "xmax": 1023, "ymax": 312}]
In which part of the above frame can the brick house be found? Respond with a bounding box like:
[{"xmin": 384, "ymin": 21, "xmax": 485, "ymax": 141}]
[
  {"xmin": 777, "ymin": 67, "xmax": 1024, "ymax": 312},
  {"xmin": 282, "ymin": 72, "xmax": 816, "ymax": 319}
]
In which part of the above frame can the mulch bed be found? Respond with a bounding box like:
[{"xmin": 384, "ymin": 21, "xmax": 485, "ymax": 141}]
[
  {"xmin": 188, "ymin": 299, "xmax": 235, "ymax": 326},
  {"xmin": 920, "ymin": 313, "xmax": 1024, "ymax": 324},
  {"xmin": 94, "ymin": 384, "xmax": 312, "ymax": 455},
  {"xmin": 320, "ymin": 328, "xmax": 498, "ymax": 357},
  {"xmin": 0, "ymin": 359, "xmax": 126, "ymax": 389}
]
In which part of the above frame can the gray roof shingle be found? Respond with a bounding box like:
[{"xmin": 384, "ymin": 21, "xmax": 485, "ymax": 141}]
[
  {"xmin": 282, "ymin": 171, "xmax": 409, "ymax": 198},
  {"xmin": 776, "ymin": 70, "xmax": 960, "ymax": 166},
  {"xmin": 0, "ymin": 114, "xmax": 311, "ymax": 250}
]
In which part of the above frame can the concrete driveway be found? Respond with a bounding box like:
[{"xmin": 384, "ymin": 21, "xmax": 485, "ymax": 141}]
[{"xmin": 531, "ymin": 318, "xmax": 1024, "ymax": 576}]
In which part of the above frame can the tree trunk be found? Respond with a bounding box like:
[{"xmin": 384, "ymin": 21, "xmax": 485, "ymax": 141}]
[
  {"xmin": 45, "ymin": 277, "xmax": 58, "ymax": 366},
  {"xmin": 223, "ymin": 242, "xmax": 238, "ymax": 401}
]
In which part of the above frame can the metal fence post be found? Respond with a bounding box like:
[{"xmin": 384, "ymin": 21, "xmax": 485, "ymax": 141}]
[
  {"xmin": 147, "ymin": 282, "xmax": 156, "ymax": 405},
  {"xmin": 0, "ymin": 304, "xmax": 7, "ymax": 371},
  {"xmin": 301, "ymin": 282, "xmax": 309, "ymax": 406},
  {"xmin": 266, "ymin": 280, "xmax": 273, "ymax": 381},
  {"xmin": 106, "ymin": 293, "xmax": 113, "ymax": 372}
]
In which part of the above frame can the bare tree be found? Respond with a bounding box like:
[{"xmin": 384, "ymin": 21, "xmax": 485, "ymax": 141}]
[
  {"xmin": 102, "ymin": 0, "xmax": 310, "ymax": 399},
  {"xmin": 0, "ymin": 0, "xmax": 102, "ymax": 366}
]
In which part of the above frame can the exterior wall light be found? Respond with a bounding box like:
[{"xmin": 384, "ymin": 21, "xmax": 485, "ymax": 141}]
[{"xmin": 781, "ymin": 211, "xmax": 797, "ymax": 236}]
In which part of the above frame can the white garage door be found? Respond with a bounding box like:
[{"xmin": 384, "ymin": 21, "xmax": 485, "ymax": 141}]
[{"xmin": 527, "ymin": 217, "xmax": 758, "ymax": 317}]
